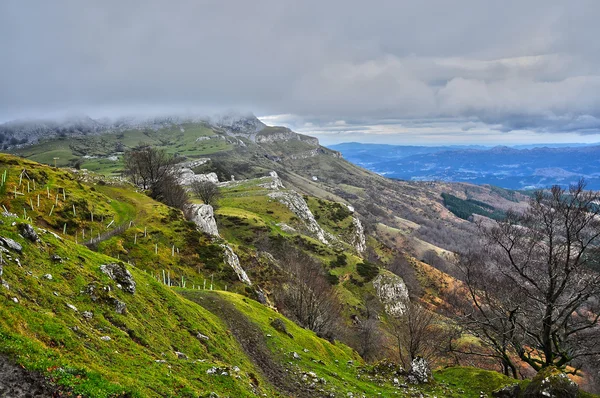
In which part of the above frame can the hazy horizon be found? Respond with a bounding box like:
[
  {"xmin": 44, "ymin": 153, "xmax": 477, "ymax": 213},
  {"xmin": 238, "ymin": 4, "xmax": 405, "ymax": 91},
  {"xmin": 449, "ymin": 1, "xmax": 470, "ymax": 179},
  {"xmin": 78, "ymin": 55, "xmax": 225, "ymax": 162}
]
[{"xmin": 3, "ymin": 1, "xmax": 600, "ymax": 146}]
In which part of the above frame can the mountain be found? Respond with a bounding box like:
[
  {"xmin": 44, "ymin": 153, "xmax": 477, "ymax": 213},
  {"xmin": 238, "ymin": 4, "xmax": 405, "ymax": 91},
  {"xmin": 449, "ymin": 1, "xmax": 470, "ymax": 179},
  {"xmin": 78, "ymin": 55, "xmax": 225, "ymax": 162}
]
[
  {"xmin": 0, "ymin": 115, "xmax": 596, "ymax": 396},
  {"xmin": 329, "ymin": 142, "xmax": 600, "ymax": 190}
]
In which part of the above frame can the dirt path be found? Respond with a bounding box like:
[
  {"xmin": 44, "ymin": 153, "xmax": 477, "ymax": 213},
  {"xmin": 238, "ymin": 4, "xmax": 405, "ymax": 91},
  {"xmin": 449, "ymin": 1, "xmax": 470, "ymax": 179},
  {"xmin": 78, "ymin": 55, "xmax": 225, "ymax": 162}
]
[
  {"xmin": 196, "ymin": 292, "xmax": 312, "ymax": 398},
  {"xmin": 0, "ymin": 356, "xmax": 59, "ymax": 397}
]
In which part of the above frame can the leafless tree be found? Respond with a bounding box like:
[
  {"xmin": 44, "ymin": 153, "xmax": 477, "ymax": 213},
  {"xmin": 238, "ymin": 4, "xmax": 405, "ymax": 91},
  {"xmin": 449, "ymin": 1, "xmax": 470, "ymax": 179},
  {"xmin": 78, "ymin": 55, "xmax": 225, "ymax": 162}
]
[
  {"xmin": 123, "ymin": 145, "xmax": 176, "ymax": 190},
  {"xmin": 151, "ymin": 174, "xmax": 189, "ymax": 209},
  {"xmin": 452, "ymin": 180, "xmax": 600, "ymax": 375},
  {"xmin": 389, "ymin": 301, "xmax": 447, "ymax": 368},
  {"xmin": 275, "ymin": 247, "xmax": 341, "ymax": 339},
  {"xmin": 447, "ymin": 249, "xmax": 522, "ymax": 378},
  {"xmin": 388, "ymin": 253, "xmax": 422, "ymax": 299},
  {"xmin": 355, "ymin": 295, "xmax": 385, "ymax": 361},
  {"xmin": 190, "ymin": 180, "xmax": 221, "ymax": 206}
]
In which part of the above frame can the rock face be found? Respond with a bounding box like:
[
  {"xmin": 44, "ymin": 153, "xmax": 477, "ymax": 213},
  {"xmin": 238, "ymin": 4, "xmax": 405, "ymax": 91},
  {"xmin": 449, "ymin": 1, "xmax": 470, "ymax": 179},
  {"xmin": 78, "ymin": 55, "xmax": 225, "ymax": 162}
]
[
  {"xmin": 188, "ymin": 204, "xmax": 219, "ymax": 236},
  {"xmin": 372, "ymin": 273, "xmax": 409, "ymax": 317},
  {"xmin": 258, "ymin": 171, "xmax": 285, "ymax": 190},
  {"xmin": 99, "ymin": 263, "xmax": 136, "ymax": 294},
  {"xmin": 351, "ymin": 216, "xmax": 366, "ymax": 253},
  {"xmin": 17, "ymin": 223, "xmax": 38, "ymax": 242},
  {"xmin": 255, "ymin": 128, "xmax": 319, "ymax": 146},
  {"xmin": 407, "ymin": 357, "xmax": 432, "ymax": 384},
  {"xmin": 521, "ymin": 367, "xmax": 578, "ymax": 398},
  {"xmin": 268, "ymin": 191, "xmax": 330, "ymax": 245},
  {"xmin": 221, "ymin": 244, "xmax": 252, "ymax": 285}
]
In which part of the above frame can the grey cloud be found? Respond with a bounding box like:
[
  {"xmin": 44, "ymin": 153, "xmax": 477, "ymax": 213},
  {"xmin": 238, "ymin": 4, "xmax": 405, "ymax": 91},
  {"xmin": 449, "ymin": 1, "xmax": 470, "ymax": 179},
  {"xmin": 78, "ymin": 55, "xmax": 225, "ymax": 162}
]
[{"xmin": 1, "ymin": 0, "xmax": 600, "ymax": 139}]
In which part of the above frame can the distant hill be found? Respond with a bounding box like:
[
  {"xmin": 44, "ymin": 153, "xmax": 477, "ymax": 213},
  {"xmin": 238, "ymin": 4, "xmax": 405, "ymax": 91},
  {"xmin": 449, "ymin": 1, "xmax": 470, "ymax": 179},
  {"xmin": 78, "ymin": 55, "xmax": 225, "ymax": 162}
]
[{"xmin": 329, "ymin": 142, "xmax": 600, "ymax": 190}]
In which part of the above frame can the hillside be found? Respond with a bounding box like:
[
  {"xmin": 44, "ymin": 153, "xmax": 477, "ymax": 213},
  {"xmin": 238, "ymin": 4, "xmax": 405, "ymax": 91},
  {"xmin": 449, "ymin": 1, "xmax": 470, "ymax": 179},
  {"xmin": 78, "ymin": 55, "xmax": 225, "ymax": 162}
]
[
  {"xmin": 2, "ymin": 116, "xmax": 596, "ymax": 396},
  {"xmin": 0, "ymin": 153, "xmax": 544, "ymax": 397}
]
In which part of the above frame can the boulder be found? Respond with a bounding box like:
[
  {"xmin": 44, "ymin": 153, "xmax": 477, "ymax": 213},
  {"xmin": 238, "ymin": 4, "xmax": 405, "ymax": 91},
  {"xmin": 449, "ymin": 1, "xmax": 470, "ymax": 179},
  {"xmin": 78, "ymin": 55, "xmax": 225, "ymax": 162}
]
[
  {"xmin": 99, "ymin": 263, "xmax": 136, "ymax": 294},
  {"xmin": 17, "ymin": 223, "xmax": 38, "ymax": 242},
  {"xmin": 0, "ymin": 237, "xmax": 22, "ymax": 253},
  {"xmin": 407, "ymin": 357, "xmax": 432, "ymax": 384},
  {"xmin": 188, "ymin": 204, "xmax": 219, "ymax": 236},
  {"xmin": 522, "ymin": 367, "xmax": 578, "ymax": 398},
  {"xmin": 17, "ymin": 223, "xmax": 40, "ymax": 242}
]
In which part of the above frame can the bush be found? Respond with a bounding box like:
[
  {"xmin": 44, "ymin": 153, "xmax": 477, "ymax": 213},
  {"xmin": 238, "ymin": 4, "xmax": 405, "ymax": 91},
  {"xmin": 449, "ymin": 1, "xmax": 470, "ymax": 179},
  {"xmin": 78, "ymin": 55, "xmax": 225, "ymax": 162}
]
[{"xmin": 357, "ymin": 261, "xmax": 379, "ymax": 282}]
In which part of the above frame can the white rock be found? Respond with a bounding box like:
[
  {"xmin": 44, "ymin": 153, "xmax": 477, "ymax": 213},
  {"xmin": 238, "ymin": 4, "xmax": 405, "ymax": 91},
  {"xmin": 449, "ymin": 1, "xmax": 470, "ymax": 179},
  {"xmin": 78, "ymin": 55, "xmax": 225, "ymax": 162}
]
[
  {"xmin": 43, "ymin": 274, "xmax": 53, "ymax": 280},
  {"xmin": 67, "ymin": 303, "xmax": 78, "ymax": 312},
  {"xmin": 268, "ymin": 191, "xmax": 330, "ymax": 245},
  {"xmin": 100, "ymin": 336, "xmax": 111, "ymax": 341},
  {"xmin": 351, "ymin": 216, "xmax": 366, "ymax": 253},
  {"xmin": 11, "ymin": 297, "xmax": 18, "ymax": 303},
  {"xmin": 188, "ymin": 204, "xmax": 219, "ymax": 236},
  {"xmin": 221, "ymin": 244, "xmax": 252, "ymax": 285},
  {"xmin": 372, "ymin": 273, "xmax": 409, "ymax": 317}
]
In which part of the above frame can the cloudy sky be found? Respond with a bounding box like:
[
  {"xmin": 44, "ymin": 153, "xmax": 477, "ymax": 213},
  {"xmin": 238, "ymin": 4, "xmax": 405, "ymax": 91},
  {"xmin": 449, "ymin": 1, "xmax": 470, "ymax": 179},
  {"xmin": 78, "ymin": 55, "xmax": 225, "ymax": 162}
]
[{"xmin": 2, "ymin": 1, "xmax": 600, "ymax": 145}]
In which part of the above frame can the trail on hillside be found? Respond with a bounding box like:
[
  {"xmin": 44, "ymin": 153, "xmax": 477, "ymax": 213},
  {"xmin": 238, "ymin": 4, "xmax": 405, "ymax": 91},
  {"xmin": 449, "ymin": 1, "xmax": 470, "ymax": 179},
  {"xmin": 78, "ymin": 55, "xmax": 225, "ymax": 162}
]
[
  {"xmin": 197, "ymin": 292, "xmax": 312, "ymax": 398},
  {"xmin": 0, "ymin": 356, "xmax": 59, "ymax": 397}
]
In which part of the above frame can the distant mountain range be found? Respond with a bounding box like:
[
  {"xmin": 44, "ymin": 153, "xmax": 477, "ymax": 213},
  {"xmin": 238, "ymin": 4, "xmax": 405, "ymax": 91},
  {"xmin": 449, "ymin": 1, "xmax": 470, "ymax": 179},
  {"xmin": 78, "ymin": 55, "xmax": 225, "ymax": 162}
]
[{"xmin": 329, "ymin": 142, "xmax": 600, "ymax": 190}]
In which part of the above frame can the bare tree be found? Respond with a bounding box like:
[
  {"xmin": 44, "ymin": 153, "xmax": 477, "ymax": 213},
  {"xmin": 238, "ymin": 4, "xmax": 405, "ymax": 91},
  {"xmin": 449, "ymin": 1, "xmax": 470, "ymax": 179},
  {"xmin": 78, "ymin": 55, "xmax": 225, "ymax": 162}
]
[
  {"xmin": 355, "ymin": 295, "xmax": 385, "ymax": 361},
  {"xmin": 388, "ymin": 253, "xmax": 422, "ymax": 299},
  {"xmin": 190, "ymin": 180, "xmax": 221, "ymax": 206},
  {"xmin": 123, "ymin": 145, "xmax": 176, "ymax": 190},
  {"xmin": 453, "ymin": 181, "xmax": 600, "ymax": 374},
  {"xmin": 389, "ymin": 301, "xmax": 446, "ymax": 368},
  {"xmin": 275, "ymin": 247, "xmax": 341, "ymax": 339},
  {"xmin": 151, "ymin": 174, "xmax": 189, "ymax": 209},
  {"xmin": 446, "ymin": 249, "xmax": 522, "ymax": 378}
]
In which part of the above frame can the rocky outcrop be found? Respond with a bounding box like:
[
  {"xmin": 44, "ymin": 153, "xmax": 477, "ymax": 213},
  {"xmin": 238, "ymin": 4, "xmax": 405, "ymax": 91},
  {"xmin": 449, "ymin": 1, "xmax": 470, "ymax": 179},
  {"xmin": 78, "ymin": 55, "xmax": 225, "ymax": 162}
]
[
  {"xmin": 268, "ymin": 191, "xmax": 330, "ymax": 245},
  {"xmin": 258, "ymin": 171, "xmax": 285, "ymax": 190},
  {"xmin": 255, "ymin": 128, "xmax": 319, "ymax": 146},
  {"xmin": 176, "ymin": 159, "xmax": 218, "ymax": 186},
  {"xmin": 99, "ymin": 263, "xmax": 136, "ymax": 294},
  {"xmin": 188, "ymin": 204, "xmax": 219, "ymax": 236},
  {"xmin": 351, "ymin": 216, "xmax": 366, "ymax": 253},
  {"xmin": 179, "ymin": 170, "xmax": 219, "ymax": 186},
  {"xmin": 221, "ymin": 244, "xmax": 251, "ymax": 285},
  {"xmin": 372, "ymin": 273, "xmax": 409, "ymax": 317}
]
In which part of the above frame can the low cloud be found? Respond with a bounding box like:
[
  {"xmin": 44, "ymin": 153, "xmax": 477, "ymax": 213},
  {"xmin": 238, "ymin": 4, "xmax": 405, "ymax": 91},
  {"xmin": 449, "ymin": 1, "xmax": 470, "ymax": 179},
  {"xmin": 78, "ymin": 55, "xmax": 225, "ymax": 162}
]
[{"xmin": 2, "ymin": 0, "xmax": 600, "ymax": 141}]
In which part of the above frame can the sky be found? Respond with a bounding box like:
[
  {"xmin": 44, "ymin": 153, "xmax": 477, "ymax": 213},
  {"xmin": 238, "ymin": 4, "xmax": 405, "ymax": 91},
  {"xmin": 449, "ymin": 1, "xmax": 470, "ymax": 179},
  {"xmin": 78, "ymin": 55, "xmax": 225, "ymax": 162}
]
[{"xmin": 2, "ymin": 1, "xmax": 600, "ymax": 145}]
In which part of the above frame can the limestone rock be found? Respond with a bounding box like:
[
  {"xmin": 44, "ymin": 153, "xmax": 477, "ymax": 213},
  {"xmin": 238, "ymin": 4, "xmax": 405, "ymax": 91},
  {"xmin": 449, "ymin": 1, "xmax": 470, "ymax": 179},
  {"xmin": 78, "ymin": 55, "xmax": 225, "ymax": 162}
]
[
  {"xmin": 268, "ymin": 190, "xmax": 330, "ymax": 245},
  {"xmin": 17, "ymin": 223, "xmax": 39, "ymax": 242},
  {"xmin": 407, "ymin": 357, "xmax": 432, "ymax": 384},
  {"xmin": 99, "ymin": 263, "xmax": 136, "ymax": 294},
  {"xmin": 351, "ymin": 216, "xmax": 366, "ymax": 253},
  {"xmin": 372, "ymin": 273, "xmax": 409, "ymax": 317},
  {"xmin": 221, "ymin": 244, "xmax": 251, "ymax": 285},
  {"xmin": 188, "ymin": 204, "xmax": 219, "ymax": 236},
  {"xmin": 113, "ymin": 299, "xmax": 127, "ymax": 314},
  {"xmin": 0, "ymin": 237, "xmax": 22, "ymax": 253},
  {"xmin": 258, "ymin": 171, "xmax": 285, "ymax": 190}
]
